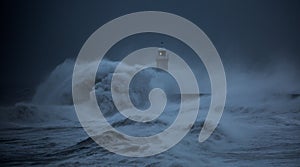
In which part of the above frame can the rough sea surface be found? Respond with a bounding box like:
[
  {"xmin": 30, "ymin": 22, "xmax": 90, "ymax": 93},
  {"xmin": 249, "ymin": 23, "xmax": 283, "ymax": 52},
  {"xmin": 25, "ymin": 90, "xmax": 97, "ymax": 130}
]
[{"xmin": 1, "ymin": 60, "xmax": 299, "ymax": 166}]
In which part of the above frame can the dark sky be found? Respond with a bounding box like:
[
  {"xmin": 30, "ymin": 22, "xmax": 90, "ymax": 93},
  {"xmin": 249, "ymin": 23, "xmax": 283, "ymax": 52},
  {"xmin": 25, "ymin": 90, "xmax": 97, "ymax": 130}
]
[{"xmin": 1, "ymin": 0, "xmax": 300, "ymax": 104}]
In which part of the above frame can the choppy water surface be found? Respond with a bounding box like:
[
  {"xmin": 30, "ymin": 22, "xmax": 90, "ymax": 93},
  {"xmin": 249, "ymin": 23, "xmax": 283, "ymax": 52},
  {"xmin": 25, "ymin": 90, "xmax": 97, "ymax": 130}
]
[
  {"xmin": 1, "ymin": 60, "xmax": 299, "ymax": 166},
  {"xmin": 1, "ymin": 95, "xmax": 299, "ymax": 166}
]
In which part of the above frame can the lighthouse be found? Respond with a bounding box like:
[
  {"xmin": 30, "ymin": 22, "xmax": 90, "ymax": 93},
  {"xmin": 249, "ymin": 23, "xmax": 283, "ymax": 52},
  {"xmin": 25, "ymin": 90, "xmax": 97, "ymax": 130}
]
[{"xmin": 156, "ymin": 48, "xmax": 168, "ymax": 70}]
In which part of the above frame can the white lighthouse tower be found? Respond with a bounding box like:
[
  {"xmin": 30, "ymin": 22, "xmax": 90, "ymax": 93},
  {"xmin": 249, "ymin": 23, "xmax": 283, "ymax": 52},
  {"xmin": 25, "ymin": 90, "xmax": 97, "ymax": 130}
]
[{"xmin": 156, "ymin": 48, "xmax": 168, "ymax": 70}]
